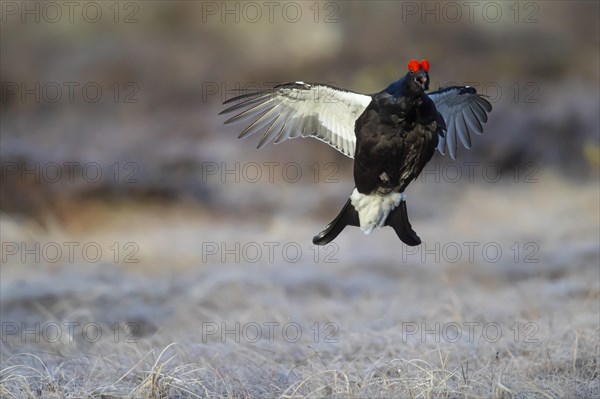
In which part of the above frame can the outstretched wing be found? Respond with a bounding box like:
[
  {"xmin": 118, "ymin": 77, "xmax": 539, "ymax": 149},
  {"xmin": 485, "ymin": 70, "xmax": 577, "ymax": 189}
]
[
  {"xmin": 220, "ymin": 82, "xmax": 372, "ymax": 158},
  {"xmin": 428, "ymin": 86, "xmax": 492, "ymax": 159}
]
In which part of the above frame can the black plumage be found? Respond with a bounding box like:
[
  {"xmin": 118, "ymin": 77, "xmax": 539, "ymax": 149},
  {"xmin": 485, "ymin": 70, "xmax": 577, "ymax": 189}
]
[
  {"xmin": 353, "ymin": 72, "xmax": 444, "ymax": 196},
  {"xmin": 220, "ymin": 59, "xmax": 492, "ymax": 246}
]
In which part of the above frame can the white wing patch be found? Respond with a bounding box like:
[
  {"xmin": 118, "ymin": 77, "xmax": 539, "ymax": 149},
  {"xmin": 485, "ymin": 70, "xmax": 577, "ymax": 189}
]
[
  {"xmin": 220, "ymin": 83, "xmax": 372, "ymax": 158},
  {"xmin": 428, "ymin": 86, "xmax": 492, "ymax": 159}
]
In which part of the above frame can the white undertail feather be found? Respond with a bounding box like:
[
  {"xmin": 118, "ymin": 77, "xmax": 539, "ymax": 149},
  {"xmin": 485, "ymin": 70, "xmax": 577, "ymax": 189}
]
[{"xmin": 350, "ymin": 189, "xmax": 404, "ymax": 235}]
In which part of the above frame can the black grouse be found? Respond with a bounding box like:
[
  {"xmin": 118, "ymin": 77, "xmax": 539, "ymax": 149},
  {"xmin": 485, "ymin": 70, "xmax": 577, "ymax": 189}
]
[{"xmin": 220, "ymin": 59, "xmax": 492, "ymax": 246}]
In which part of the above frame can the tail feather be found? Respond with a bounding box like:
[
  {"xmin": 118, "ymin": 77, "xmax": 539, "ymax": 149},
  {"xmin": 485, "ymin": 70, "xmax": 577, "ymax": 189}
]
[
  {"xmin": 312, "ymin": 198, "xmax": 359, "ymax": 245},
  {"xmin": 385, "ymin": 200, "xmax": 421, "ymax": 246},
  {"xmin": 312, "ymin": 196, "xmax": 422, "ymax": 247}
]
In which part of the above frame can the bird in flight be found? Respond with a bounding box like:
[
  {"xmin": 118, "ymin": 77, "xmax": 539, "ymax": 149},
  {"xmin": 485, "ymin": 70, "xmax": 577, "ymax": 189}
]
[{"xmin": 220, "ymin": 59, "xmax": 492, "ymax": 246}]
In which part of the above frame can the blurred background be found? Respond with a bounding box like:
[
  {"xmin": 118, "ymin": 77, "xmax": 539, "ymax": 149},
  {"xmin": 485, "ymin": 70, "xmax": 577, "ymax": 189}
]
[{"xmin": 1, "ymin": 1, "xmax": 599, "ymax": 397}]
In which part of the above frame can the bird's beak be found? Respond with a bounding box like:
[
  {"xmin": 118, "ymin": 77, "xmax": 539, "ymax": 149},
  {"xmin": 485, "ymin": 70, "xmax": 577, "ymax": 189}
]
[{"xmin": 414, "ymin": 70, "xmax": 428, "ymax": 90}]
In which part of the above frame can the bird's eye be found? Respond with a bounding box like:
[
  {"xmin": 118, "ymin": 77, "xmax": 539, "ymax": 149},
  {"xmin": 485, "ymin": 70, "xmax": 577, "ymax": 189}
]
[
  {"xmin": 407, "ymin": 59, "xmax": 420, "ymax": 73},
  {"xmin": 420, "ymin": 59, "xmax": 430, "ymax": 72}
]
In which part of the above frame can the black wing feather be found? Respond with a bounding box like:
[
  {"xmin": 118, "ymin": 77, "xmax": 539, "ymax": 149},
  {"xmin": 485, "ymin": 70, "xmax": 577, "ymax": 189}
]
[{"xmin": 428, "ymin": 86, "xmax": 492, "ymax": 159}]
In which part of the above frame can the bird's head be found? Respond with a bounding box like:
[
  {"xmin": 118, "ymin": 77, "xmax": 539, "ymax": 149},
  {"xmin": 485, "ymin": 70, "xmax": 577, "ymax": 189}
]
[
  {"xmin": 406, "ymin": 59, "xmax": 430, "ymax": 92},
  {"xmin": 383, "ymin": 59, "xmax": 431, "ymax": 98}
]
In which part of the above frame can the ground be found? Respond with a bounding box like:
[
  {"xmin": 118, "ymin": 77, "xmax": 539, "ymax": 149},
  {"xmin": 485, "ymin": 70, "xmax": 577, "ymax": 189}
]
[{"xmin": 1, "ymin": 174, "xmax": 598, "ymax": 398}]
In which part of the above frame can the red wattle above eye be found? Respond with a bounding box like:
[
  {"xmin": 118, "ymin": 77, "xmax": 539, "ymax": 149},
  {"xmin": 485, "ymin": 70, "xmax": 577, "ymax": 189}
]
[
  {"xmin": 407, "ymin": 59, "xmax": 420, "ymax": 73},
  {"xmin": 420, "ymin": 59, "xmax": 430, "ymax": 72}
]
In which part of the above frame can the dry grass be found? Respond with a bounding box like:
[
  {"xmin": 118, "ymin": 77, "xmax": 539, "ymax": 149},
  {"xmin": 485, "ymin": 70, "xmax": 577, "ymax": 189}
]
[
  {"xmin": 1, "ymin": 333, "xmax": 598, "ymax": 398},
  {"xmin": 1, "ymin": 177, "xmax": 599, "ymax": 398}
]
